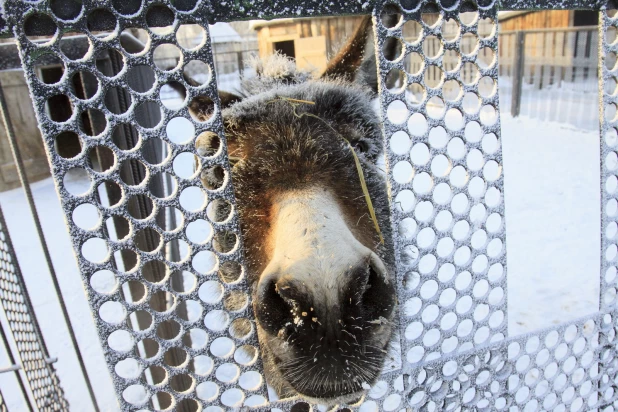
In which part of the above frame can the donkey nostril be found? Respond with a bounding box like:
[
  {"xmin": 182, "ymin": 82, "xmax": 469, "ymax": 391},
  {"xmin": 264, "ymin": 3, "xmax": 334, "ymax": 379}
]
[
  {"xmin": 256, "ymin": 279, "xmax": 290, "ymax": 335},
  {"xmin": 361, "ymin": 261, "xmax": 396, "ymax": 322}
]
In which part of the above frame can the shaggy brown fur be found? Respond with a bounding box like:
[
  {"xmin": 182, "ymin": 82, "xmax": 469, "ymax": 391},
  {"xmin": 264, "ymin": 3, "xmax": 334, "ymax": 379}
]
[{"xmin": 190, "ymin": 17, "xmax": 398, "ymax": 403}]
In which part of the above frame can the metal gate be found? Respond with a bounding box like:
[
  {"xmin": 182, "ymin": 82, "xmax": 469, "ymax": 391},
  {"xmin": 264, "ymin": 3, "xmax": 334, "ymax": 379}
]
[
  {"xmin": 0, "ymin": 0, "xmax": 615, "ymax": 410},
  {"xmin": 0, "ymin": 205, "xmax": 68, "ymax": 411}
]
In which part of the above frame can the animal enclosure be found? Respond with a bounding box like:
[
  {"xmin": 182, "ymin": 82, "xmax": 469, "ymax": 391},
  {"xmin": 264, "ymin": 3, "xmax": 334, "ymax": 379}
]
[
  {"xmin": 0, "ymin": 0, "xmax": 617, "ymax": 411},
  {"xmin": 499, "ymin": 26, "xmax": 599, "ymax": 129}
]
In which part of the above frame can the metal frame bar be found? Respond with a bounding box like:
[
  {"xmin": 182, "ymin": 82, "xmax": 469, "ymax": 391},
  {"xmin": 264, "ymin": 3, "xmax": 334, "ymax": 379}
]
[
  {"xmin": 0, "ymin": 0, "xmax": 610, "ymax": 37},
  {"xmin": 0, "ymin": 357, "xmax": 58, "ymax": 374}
]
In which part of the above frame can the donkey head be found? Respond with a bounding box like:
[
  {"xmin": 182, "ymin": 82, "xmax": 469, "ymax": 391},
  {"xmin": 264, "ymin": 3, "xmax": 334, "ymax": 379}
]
[{"xmin": 190, "ymin": 17, "xmax": 397, "ymax": 403}]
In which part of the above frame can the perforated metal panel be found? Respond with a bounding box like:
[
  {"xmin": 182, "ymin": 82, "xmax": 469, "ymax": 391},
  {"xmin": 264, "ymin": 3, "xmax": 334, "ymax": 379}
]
[
  {"xmin": 0, "ymin": 206, "xmax": 67, "ymax": 411},
  {"xmin": 2, "ymin": 0, "xmax": 267, "ymax": 409},
  {"xmin": 376, "ymin": 0, "xmax": 506, "ymax": 369},
  {"xmin": 2, "ymin": 0, "xmax": 618, "ymax": 410}
]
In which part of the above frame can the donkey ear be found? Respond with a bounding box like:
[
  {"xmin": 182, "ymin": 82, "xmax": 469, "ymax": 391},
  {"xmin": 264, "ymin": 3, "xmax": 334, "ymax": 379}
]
[
  {"xmin": 320, "ymin": 16, "xmax": 373, "ymax": 83},
  {"xmin": 321, "ymin": 14, "xmax": 401, "ymax": 93}
]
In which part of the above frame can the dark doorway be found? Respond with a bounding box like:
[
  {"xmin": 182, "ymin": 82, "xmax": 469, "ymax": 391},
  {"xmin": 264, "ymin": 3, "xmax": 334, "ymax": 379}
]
[
  {"xmin": 274, "ymin": 40, "xmax": 295, "ymax": 59},
  {"xmin": 573, "ymin": 10, "xmax": 598, "ymax": 26}
]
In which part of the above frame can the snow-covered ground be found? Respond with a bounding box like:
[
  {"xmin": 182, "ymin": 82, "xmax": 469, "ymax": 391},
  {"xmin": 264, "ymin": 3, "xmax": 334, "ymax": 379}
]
[
  {"xmin": 499, "ymin": 77, "xmax": 599, "ymax": 132},
  {"xmin": 0, "ymin": 110, "xmax": 602, "ymax": 409},
  {"xmin": 501, "ymin": 114, "xmax": 600, "ymax": 335}
]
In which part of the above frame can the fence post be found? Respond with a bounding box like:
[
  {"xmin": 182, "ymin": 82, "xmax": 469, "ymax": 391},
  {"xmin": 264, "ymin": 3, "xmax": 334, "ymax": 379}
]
[
  {"xmin": 237, "ymin": 51, "xmax": 244, "ymax": 76},
  {"xmin": 511, "ymin": 30, "xmax": 525, "ymax": 117}
]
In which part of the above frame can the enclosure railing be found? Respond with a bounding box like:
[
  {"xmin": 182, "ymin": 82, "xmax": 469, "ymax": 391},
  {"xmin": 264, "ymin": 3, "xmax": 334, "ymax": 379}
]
[
  {"xmin": 0, "ymin": 0, "xmax": 616, "ymax": 411},
  {"xmin": 500, "ymin": 26, "xmax": 599, "ymax": 130},
  {"xmin": 0, "ymin": 203, "xmax": 68, "ymax": 411}
]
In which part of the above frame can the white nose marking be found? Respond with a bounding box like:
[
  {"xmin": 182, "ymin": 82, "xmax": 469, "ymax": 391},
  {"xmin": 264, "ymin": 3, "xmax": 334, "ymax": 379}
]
[{"xmin": 263, "ymin": 188, "xmax": 374, "ymax": 299}]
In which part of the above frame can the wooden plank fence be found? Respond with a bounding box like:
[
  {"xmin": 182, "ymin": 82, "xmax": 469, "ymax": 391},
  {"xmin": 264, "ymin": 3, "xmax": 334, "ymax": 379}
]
[{"xmin": 498, "ymin": 26, "xmax": 599, "ymax": 130}]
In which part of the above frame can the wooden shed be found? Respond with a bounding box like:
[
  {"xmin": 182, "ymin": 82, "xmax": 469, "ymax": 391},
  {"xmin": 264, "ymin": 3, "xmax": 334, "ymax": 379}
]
[
  {"xmin": 251, "ymin": 16, "xmax": 365, "ymax": 73},
  {"xmin": 498, "ymin": 10, "xmax": 598, "ymax": 31}
]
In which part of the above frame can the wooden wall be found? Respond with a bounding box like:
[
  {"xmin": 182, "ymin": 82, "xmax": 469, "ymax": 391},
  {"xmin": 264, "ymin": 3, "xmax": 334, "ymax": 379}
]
[
  {"xmin": 0, "ymin": 71, "xmax": 50, "ymax": 192},
  {"xmin": 500, "ymin": 10, "xmax": 572, "ymax": 31},
  {"xmin": 256, "ymin": 16, "xmax": 365, "ymax": 62}
]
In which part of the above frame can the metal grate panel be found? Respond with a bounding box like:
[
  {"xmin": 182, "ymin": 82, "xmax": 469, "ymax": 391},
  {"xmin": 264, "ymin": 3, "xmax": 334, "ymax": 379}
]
[
  {"xmin": 375, "ymin": 0, "xmax": 507, "ymax": 370},
  {"xmin": 408, "ymin": 311, "xmax": 606, "ymax": 410},
  {"xmin": 0, "ymin": 206, "xmax": 68, "ymax": 411},
  {"xmin": 2, "ymin": 0, "xmax": 268, "ymax": 409}
]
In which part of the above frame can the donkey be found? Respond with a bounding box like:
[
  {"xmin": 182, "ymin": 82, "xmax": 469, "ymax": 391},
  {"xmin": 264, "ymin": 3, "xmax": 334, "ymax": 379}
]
[{"xmin": 188, "ymin": 16, "xmax": 398, "ymax": 404}]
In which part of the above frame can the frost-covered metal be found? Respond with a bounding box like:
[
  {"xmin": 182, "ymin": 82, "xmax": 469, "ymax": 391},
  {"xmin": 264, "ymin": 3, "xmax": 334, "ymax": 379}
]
[
  {"xmin": 0, "ymin": 206, "xmax": 68, "ymax": 411},
  {"xmin": 0, "ymin": 0, "xmax": 607, "ymax": 37},
  {"xmin": 2, "ymin": 0, "xmax": 268, "ymax": 409},
  {"xmin": 377, "ymin": 0, "xmax": 506, "ymax": 368},
  {"xmin": 0, "ymin": 0, "xmax": 617, "ymax": 410}
]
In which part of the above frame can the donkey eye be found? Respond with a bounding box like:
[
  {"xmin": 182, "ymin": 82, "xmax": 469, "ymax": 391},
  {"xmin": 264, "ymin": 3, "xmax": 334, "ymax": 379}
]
[{"xmin": 353, "ymin": 140, "xmax": 369, "ymax": 153}]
